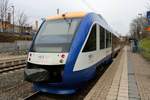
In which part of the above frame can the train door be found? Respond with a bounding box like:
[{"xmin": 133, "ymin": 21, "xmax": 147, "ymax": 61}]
[
  {"xmin": 82, "ymin": 24, "xmax": 97, "ymax": 64},
  {"xmin": 99, "ymin": 26, "xmax": 106, "ymax": 60},
  {"xmin": 105, "ymin": 30, "xmax": 112, "ymax": 57}
]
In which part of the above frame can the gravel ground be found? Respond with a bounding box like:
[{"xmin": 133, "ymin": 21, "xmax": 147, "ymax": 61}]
[
  {"xmin": 0, "ymin": 69, "xmax": 24, "ymax": 91},
  {"xmin": 0, "ymin": 69, "xmax": 34, "ymax": 100},
  {"xmin": 0, "ymin": 82, "xmax": 33, "ymax": 100}
]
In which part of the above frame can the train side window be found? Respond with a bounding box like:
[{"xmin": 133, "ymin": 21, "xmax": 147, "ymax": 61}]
[
  {"xmin": 82, "ymin": 24, "xmax": 96, "ymax": 52},
  {"xmin": 110, "ymin": 32, "xmax": 112, "ymax": 47},
  {"xmin": 106, "ymin": 30, "xmax": 109, "ymax": 48},
  {"xmin": 106, "ymin": 31, "xmax": 111, "ymax": 48},
  {"xmin": 109, "ymin": 32, "xmax": 111, "ymax": 47},
  {"xmin": 100, "ymin": 26, "xmax": 105, "ymax": 49}
]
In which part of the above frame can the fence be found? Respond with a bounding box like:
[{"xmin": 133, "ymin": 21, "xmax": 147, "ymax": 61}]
[{"xmin": 0, "ymin": 41, "xmax": 32, "ymax": 53}]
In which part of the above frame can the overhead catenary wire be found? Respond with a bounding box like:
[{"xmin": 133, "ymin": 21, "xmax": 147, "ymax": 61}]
[
  {"xmin": 82, "ymin": 0, "xmax": 120, "ymax": 36},
  {"xmin": 81, "ymin": 0, "xmax": 98, "ymax": 13}
]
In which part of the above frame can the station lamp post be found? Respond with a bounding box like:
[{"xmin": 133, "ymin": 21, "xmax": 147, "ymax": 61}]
[
  {"xmin": 138, "ymin": 13, "xmax": 143, "ymax": 40},
  {"xmin": 57, "ymin": 8, "xmax": 60, "ymax": 15},
  {"xmin": 138, "ymin": 13, "xmax": 142, "ymax": 17},
  {"xmin": 11, "ymin": 5, "xmax": 15, "ymax": 33}
]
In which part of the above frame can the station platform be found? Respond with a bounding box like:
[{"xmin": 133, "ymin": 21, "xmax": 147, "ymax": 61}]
[
  {"xmin": 0, "ymin": 54, "xmax": 26, "ymax": 61},
  {"xmin": 85, "ymin": 46, "xmax": 150, "ymax": 100}
]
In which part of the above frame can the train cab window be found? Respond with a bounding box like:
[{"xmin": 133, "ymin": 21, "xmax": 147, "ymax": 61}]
[
  {"xmin": 32, "ymin": 18, "xmax": 81, "ymax": 53},
  {"xmin": 100, "ymin": 26, "xmax": 105, "ymax": 49},
  {"xmin": 82, "ymin": 24, "xmax": 96, "ymax": 52}
]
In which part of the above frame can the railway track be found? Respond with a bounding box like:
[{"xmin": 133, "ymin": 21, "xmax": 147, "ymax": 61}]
[
  {"xmin": 0, "ymin": 56, "xmax": 26, "ymax": 74},
  {"xmin": 21, "ymin": 63, "xmax": 111, "ymax": 100},
  {"xmin": 23, "ymin": 91, "xmax": 40, "ymax": 100},
  {"xmin": 0, "ymin": 63, "xmax": 26, "ymax": 74},
  {"xmin": 0, "ymin": 55, "xmax": 26, "ymax": 65}
]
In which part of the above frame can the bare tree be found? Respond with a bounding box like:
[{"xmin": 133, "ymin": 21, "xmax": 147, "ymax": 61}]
[
  {"xmin": 17, "ymin": 11, "xmax": 28, "ymax": 33},
  {"xmin": 130, "ymin": 16, "xmax": 147, "ymax": 40},
  {"xmin": 0, "ymin": 0, "xmax": 9, "ymax": 32}
]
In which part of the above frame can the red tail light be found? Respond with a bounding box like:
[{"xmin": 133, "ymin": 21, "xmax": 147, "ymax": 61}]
[{"xmin": 61, "ymin": 54, "xmax": 65, "ymax": 58}]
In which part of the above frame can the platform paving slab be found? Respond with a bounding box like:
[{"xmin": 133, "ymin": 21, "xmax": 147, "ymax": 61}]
[
  {"xmin": 128, "ymin": 49, "xmax": 150, "ymax": 100},
  {"xmin": 84, "ymin": 46, "xmax": 150, "ymax": 100},
  {"xmin": 84, "ymin": 48, "xmax": 124, "ymax": 100}
]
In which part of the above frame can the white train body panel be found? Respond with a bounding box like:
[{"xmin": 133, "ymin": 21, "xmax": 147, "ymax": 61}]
[
  {"xmin": 28, "ymin": 52, "xmax": 68, "ymax": 65},
  {"xmin": 73, "ymin": 22, "xmax": 112, "ymax": 71},
  {"xmin": 73, "ymin": 47, "xmax": 112, "ymax": 71}
]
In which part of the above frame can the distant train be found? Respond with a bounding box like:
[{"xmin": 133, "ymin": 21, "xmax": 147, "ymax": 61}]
[{"xmin": 24, "ymin": 12, "xmax": 120, "ymax": 94}]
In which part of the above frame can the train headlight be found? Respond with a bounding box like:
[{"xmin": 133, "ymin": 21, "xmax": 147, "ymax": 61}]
[
  {"xmin": 28, "ymin": 53, "xmax": 32, "ymax": 61},
  {"xmin": 59, "ymin": 59, "xmax": 64, "ymax": 63},
  {"xmin": 29, "ymin": 58, "xmax": 31, "ymax": 61}
]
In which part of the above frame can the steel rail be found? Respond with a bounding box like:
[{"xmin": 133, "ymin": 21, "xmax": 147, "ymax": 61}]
[{"xmin": 0, "ymin": 64, "xmax": 26, "ymax": 74}]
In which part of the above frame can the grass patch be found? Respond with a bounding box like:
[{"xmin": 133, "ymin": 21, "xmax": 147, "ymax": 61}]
[{"xmin": 139, "ymin": 37, "xmax": 150, "ymax": 61}]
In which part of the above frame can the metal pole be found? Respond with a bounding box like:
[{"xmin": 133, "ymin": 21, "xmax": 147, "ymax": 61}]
[
  {"xmin": 11, "ymin": 6, "xmax": 14, "ymax": 33},
  {"xmin": 57, "ymin": 8, "xmax": 59, "ymax": 15},
  {"xmin": 138, "ymin": 13, "xmax": 142, "ymax": 40}
]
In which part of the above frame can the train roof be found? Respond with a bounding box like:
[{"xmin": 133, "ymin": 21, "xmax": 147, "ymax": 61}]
[
  {"xmin": 97, "ymin": 14, "xmax": 120, "ymax": 38},
  {"xmin": 46, "ymin": 11, "xmax": 86, "ymax": 20},
  {"xmin": 46, "ymin": 11, "xmax": 119, "ymax": 38},
  {"xmin": 96, "ymin": 14, "xmax": 117, "ymax": 35}
]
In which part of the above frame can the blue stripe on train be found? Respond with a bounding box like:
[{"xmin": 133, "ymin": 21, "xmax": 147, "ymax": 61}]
[{"xmin": 63, "ymin": 13, "xmax": 100, "ymax": 83}]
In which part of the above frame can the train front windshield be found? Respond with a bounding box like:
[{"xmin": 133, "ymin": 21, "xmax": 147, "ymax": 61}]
[{"xmin": 32, "ymin": 18, "xmax": 81, "ymax": 53}]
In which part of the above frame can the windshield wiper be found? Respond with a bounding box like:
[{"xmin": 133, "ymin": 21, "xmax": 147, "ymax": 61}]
[
  {"xmin": 62, "ymin": 14, "xmax": 73, "ymax": 43},
  {"xmin": 62, "ymin": 14, "xmax": 72, "ymax": 31}
]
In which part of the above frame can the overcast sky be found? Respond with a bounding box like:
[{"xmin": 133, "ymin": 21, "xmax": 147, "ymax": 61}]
[{"xmin": 10, "ymin": 0, "xmax": 148, "ymax": 36}]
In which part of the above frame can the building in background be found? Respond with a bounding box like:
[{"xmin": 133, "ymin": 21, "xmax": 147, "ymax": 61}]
[
  {"xmin": 0, "ymin": 12, "xmax": 33, "ymax": 34},
  {"xmin": 0, "ymin": 20, "xmax": 32, "ymax": 34}
]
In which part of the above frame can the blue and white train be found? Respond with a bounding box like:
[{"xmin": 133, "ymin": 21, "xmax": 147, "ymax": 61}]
[{"xmin": 24, "ymin": 12, "xmax": 120, "ymax": 94}]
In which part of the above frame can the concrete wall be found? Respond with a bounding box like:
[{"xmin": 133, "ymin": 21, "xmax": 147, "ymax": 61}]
[{"xmin": 0, "ymin": 41, "xmax": 32, "ymax": 53}]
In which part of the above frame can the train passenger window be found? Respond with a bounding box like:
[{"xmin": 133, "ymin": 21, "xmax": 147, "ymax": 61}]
[
  {"xmin": 106, "ymin": 31, "xmax": 111, "ymax": 48},
  {"xmin": 106, "ymin": 31, "xmax": 109, "ymax": 48},
  {"xmin": 100, "ymin": 26, "xmax": 105, "ymax": 49},
  {"xmin": 82, "ymin": 24, "xmax": 96, "ymax": 52},
  {"xmin": 109, "ymin": 32, "xmax": 112, "ymax": 47},
  {"xmin": 110, "ymin": 32, "xmax": 112, "ymax": 47}
]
